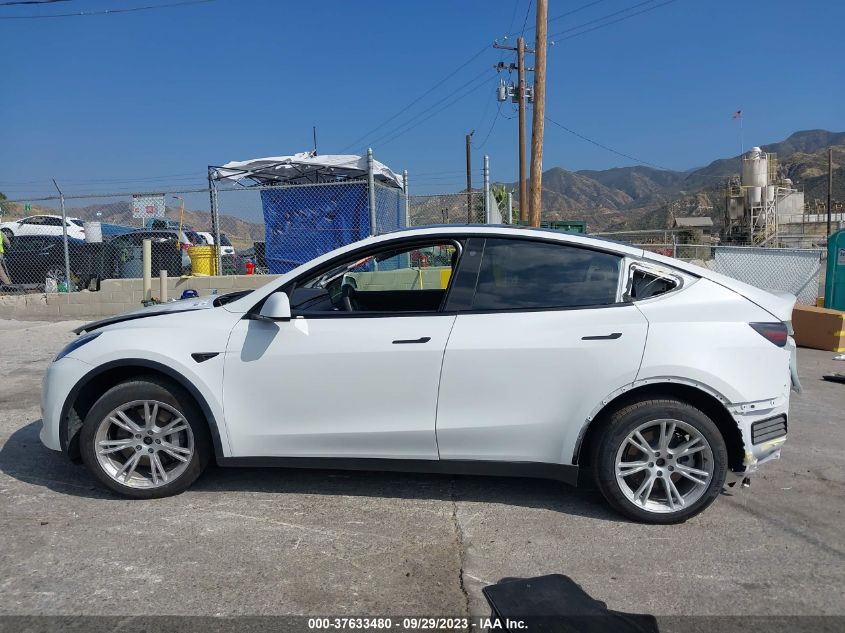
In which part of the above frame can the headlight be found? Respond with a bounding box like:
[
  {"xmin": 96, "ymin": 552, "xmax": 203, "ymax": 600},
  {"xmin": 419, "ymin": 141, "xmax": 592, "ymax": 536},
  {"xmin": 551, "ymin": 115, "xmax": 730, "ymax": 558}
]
[{"xmin": 55, "ymin": 331, "xmax": 101, "ymax": 362}]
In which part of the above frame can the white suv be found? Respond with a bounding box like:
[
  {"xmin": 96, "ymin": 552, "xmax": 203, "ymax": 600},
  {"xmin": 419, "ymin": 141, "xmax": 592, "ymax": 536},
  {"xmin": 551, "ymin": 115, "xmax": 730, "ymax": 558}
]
[
  {"xmin": 1, "ymin": 215, "xmax": 86, "ymax": 242},
  {"xmin": 39, "ymin": 226, "xmax": 799, "ymax": 523}
]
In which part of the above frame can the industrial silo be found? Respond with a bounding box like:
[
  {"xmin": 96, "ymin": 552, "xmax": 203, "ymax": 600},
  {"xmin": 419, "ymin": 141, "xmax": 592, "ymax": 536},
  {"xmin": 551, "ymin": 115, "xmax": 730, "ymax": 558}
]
[{"xmin": 742, "ymin": 147, "xmax": 768, "ymax": 206}]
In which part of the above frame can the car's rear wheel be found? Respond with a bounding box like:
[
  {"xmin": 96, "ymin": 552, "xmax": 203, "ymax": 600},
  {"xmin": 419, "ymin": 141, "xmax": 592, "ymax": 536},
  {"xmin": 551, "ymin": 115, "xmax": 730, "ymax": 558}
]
[
  {"xmin": 591, "ymin": 398, "xmax": 727, "ymax": 524},
  {"xmin": 80, "ymin": 377, "xmax": 211, "ymax": 499}
]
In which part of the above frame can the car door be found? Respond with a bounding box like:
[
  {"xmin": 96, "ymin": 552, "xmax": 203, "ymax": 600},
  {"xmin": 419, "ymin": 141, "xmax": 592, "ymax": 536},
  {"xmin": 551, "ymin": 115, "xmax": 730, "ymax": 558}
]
[
  {"xmin": 222, "ymin": 239, "xmax": 464, "ymax": 460},
  {"xmin": 435, "ymin": 237, "xmax": 649, "ymax": 465}
]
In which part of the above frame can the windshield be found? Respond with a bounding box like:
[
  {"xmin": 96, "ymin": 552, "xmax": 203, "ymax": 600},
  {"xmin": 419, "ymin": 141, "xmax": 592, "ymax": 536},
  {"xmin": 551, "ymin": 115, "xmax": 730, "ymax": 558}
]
[{"xmin": 69, "ymin": 219, "xmax": 85, "ymax": 227}]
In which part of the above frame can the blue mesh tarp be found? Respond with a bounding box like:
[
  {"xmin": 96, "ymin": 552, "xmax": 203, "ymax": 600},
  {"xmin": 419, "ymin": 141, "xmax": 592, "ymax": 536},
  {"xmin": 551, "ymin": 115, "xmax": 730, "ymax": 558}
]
[{"xmin": 261, "ymin": 182, "xmax": 406, "ymax": 274}]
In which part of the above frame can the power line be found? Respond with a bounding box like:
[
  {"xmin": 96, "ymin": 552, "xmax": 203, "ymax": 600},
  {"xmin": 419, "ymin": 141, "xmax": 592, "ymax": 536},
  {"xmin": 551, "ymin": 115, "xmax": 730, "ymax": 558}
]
[
  {"xmin": 549, "ymin": 0, "xmax": 678, "ymax": 41},
  {"xmin": 544, "ymin": 115, "xmax": 671, "ymax": 171},
  {"xmin": 508, "ymin": 0, "xmax": 610, "ymax": 37},
  {"xmin": 0, "ymin": 0, "xmax": 217, "ymax": 19},
  {"xmin": 474, "ymin": 102, "xmax": 504, "ymax": 150},
  {"xmin": 0, "ymin": 1, "xmax": 71, "ymax": 6},
  {"xmin": 519, "ymin": 0, "xmax": 533, "ymax": 35},
  {"xmin": 338, "ymin": 44, "xmax": 490, "ymax": 153},
  {"xmin": 352, "ymin": 67, "xmax": 492, "ymax": 151},
  {"xmin": 374, "ymin": 73, "xmax": 493, "ymax": 150}
]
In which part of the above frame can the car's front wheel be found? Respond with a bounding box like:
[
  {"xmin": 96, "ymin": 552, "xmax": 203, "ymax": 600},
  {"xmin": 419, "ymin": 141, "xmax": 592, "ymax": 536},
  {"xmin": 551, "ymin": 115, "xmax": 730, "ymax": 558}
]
[
  {"xmin": 591, "ymin": 398, "xmax": 728, "ymax": 524},
  {"xmin": 80, "ymin": 377, "xmax": 211, "ymax": 499}
]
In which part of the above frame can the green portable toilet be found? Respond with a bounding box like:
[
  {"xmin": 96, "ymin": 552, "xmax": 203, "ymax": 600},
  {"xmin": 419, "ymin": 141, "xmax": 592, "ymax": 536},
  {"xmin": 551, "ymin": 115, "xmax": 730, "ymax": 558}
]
[{"xmin": 824, "ymin": 229, "xmax": 845, "ymax": 310}]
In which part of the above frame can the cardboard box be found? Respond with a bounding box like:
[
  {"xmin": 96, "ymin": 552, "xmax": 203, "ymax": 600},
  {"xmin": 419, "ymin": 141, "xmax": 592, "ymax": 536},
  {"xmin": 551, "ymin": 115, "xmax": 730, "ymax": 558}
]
[{"xmin": 792, "ymin": 304, "xmax": 845, "ymax": 352}]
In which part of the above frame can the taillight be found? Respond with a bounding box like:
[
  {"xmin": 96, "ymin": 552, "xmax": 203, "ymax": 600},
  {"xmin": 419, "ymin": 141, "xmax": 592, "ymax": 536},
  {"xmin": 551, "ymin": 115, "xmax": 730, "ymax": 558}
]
[{"xmin": 750, "ymin": 322, "xmax": 788, "ymax": 347}]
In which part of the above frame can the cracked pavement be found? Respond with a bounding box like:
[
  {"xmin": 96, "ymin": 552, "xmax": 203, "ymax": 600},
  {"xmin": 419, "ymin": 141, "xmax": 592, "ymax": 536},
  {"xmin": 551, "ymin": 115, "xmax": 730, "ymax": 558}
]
[{"xmin": 0, "ymin": 318, "xmax": 843, "ymax": 617}]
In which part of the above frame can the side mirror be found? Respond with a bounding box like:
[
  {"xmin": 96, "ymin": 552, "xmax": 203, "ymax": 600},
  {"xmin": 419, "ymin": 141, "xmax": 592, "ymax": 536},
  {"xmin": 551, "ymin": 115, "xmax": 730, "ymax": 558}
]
[{"xmin": 258, "ymin": 292, "xmax": 291, "ymax": 322}]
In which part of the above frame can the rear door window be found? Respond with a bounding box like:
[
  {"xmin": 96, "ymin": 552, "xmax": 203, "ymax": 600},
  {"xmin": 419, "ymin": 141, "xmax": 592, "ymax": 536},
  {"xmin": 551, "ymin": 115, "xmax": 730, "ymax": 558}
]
[{"xmin": 472, "ymin": 238, "xmax": 622, "ymax": 310}]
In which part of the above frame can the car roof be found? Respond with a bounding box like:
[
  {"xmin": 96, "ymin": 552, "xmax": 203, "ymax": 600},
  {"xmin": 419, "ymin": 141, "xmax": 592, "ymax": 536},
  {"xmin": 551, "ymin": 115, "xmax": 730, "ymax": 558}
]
[
  {"xmin": 130, "ymin": 229, "xmax": 183, "ymax": 235},
  {"xmin": 380, "ymin": 224, "xmax": 645, "ymax": 257},
  {"xmin": 22, "ymin": 214, "xmax": 82, "ymax": 220}
]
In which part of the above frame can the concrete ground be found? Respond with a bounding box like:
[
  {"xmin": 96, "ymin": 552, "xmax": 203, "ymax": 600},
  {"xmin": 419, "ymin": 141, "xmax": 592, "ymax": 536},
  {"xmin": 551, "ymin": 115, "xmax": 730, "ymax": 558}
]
[{"xmin": 0, "ymin": 319, "xmax": 843, "ymax": 620}]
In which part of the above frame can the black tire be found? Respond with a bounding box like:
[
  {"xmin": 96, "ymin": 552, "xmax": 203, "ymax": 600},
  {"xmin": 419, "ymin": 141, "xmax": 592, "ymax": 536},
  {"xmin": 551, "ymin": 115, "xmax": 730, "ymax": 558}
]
[
  {"xmin": 80, "ymin": 376, "xmax": 211, "ymax": 499},
  {"xmin": 590, "ymin": 398, "xmax": 728, "ymax": 524}
]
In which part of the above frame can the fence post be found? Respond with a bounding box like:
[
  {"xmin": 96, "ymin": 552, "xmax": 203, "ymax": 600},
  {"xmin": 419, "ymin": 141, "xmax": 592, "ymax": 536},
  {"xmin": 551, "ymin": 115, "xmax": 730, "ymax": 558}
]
[
  {"xmin": 142, "ymin": 239, "xmax": 152, "ymax": 302},
  {"xmin": 367, "ymin": 148, "xmax": 377, "ymax": 235},
  {"xmin": 207, "ymin": 168, "xmax": 222, "ymax": 274},
  {"xmin": 51, "ymin": 179, "xmax": 72, "ymax": 292},
  {"xmin": 403, "ymin": 169, "xmax": 410, "ymax": 228},
  {"xmin": 483, "ymin": 155, "xmax": 490, "ymax": 224},
  {"xmin": 508, "ymin": 192, "xmax": 514, "ymax": 224}
]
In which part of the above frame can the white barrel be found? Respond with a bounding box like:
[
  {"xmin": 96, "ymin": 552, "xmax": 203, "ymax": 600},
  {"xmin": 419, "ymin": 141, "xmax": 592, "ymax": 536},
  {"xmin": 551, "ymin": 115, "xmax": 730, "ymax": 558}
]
[
  {"xmin": 84, "ymin": 221, "xmax": 103, "ymax": 243},
  {"xmin": 747, "ymin": 186, "xmax": 762, "ymax": 206}
]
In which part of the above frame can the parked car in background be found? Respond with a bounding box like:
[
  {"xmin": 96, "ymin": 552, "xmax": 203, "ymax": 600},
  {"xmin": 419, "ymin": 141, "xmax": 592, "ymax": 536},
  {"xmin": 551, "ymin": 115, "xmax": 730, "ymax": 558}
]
[
  {"xmin": 40, "ymin": 226, "xmax": 798, "ymax": 523},
  {"xmin": 184, "ymin": 230, "xmax": 205, "ymax": 247},
  {"xmin": 3, "ymin": 235, "xmax": 91, "ymax": 287},
  {"xmin": 196, "ymin": 231, "xmax": 235, "ymax": 256},
  {"xmin": 146, "ymin": 218, "xmax": 191, "ymax": 231},
  {"xmin": 1, "ymin": 215, "xmax": 86, "ymax": 242},
  {"xmin": 102, "ymin": 230, "xmax": 192, "ymax": 279}
]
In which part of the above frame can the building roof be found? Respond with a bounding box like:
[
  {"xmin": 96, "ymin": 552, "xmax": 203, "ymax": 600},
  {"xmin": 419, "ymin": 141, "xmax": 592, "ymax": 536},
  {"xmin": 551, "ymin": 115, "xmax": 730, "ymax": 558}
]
[{"xmin": 673, "ymin": 216, "xmax": 714, "ymax": 228}]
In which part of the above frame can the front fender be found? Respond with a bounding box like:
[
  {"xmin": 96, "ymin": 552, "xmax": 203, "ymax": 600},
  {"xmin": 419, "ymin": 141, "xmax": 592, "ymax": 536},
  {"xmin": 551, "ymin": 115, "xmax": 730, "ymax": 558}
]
[{"xmin": 59, "ymin": 357, "xmax": 231, "ymax": 460}]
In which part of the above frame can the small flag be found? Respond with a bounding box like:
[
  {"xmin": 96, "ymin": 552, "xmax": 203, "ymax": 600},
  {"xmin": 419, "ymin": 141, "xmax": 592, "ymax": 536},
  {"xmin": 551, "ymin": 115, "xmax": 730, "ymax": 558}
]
[{"xmin": 732, "ymin": 110, "xmax": 742, "ymax": 119}]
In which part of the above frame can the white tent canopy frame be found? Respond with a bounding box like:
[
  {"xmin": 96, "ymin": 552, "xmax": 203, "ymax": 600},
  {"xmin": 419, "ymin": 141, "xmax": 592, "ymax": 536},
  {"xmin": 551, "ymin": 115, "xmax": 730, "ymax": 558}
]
[{"xmin": 211, "ymin": 151, "xmax": 405, "ymax": 189}]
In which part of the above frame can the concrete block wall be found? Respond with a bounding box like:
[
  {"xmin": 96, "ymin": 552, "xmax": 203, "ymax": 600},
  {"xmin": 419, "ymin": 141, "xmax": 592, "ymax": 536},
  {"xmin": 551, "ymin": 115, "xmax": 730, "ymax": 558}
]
[{"xmin": 0, "ymin": 274, "xmax": 280, "ymax": 320}]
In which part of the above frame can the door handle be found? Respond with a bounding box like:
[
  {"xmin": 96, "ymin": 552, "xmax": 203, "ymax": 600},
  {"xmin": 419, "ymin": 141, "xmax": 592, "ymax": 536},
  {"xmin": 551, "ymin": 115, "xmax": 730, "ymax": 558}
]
[
  {"xmin": 392, "ymin": 337, "xmax": 431, "ymax": 344},
  {"xmin": 582, "ymin": 332, "xmax": 622, "ymax": 340}
]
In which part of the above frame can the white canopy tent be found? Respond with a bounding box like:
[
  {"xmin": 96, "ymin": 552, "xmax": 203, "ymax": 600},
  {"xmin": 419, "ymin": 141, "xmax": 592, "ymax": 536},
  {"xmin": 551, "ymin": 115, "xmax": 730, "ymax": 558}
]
[{"xmin": 211, "ymin": 151, "xmax": 405, "ymax": 189}]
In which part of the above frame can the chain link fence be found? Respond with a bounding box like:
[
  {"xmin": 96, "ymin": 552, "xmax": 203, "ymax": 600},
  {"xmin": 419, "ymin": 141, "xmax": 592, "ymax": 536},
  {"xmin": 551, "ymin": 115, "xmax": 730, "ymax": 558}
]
[
  {"xmin": 0, "ymin": 185, "xmax": 826, "ymax": 307},
  {"xmin": 0, "ymin": 191, "xmax": 239, "ymax": 296},
  {"xmin": 407, "ymin": 192, "xmax": 487, "ymax": 225},
  {"xmin": 596, "ymin": 230, "xmax": 825, "ymax": 306}
]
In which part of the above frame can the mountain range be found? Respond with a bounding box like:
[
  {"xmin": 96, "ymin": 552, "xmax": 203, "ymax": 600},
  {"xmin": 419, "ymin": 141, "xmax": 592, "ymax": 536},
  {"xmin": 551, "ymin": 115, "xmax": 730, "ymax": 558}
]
[{"xmin": 514, "ymin": 129, "xmax": 845, "ymax": 232}]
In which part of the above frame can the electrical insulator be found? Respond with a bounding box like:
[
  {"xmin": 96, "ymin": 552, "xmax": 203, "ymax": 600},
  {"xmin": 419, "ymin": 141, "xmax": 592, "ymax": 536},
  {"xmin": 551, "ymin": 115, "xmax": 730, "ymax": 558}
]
[
  {"xmin": 526, "ymin": 86, "xmax": 534, "ymax": 103},
  {"xmin": 509, "ymin": 85, "xmax": 518, "ymax": 103}
]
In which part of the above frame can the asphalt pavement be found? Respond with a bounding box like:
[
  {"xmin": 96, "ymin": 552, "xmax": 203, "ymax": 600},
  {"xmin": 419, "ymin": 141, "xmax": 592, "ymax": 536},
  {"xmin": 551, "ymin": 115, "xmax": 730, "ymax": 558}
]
[{"xmin": 0, "ymin": 318, "xmax": 842, "ymax": 622}]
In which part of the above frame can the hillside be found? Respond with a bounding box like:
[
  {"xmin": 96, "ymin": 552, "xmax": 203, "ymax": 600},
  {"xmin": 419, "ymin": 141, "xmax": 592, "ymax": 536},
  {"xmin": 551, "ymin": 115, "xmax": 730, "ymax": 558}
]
[{"xmin": 507, "ymin": 128, "xmax": 844, "ymax": 232}]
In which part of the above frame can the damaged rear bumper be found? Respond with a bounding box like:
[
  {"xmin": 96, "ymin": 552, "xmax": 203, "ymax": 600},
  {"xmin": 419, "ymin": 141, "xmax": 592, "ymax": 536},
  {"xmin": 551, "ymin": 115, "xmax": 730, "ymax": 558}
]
[{"xmin": 724, "ymin": 395, "xmax": 789, "ymax": 487}]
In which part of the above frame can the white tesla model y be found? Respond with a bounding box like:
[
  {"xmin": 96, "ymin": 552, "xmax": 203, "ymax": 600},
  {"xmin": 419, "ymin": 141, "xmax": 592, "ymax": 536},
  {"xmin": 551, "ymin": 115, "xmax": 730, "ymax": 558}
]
[{"xmin": 40, "ymin": 226, "xmax": 799, "ymax": 523}]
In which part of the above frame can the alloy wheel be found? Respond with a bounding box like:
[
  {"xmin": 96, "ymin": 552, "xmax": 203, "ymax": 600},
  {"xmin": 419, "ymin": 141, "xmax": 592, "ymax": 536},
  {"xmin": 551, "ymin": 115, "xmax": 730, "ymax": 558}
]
[
  {"xmin": 614, "ymin": 418, "xmax": 714, "ymax": 513},
  {"xmin": 94, "ymin": 399, "xmax": 194, "ymax": 489}
]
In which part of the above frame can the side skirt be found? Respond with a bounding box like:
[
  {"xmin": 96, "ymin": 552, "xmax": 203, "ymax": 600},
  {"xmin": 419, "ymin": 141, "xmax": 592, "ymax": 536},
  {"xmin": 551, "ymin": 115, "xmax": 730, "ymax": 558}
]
[{"xmin": 216, "ymin": 456, "xmax": 579, "ymax": 486}]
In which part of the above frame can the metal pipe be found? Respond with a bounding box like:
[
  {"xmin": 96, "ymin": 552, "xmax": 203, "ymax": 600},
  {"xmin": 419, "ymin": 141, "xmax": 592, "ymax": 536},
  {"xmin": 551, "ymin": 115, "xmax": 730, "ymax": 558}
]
[
  {"xmin": 367, "ymin": 148, "xmax": 377, "ymax": 236},
  {"xmin": 507, "ymin": 192, "xmax": 513, "ymax": 224},
  {"xmin": 51, "ymin": 179, "xmax": 72, "ymax": 292},
  {"xmin": 142, "ymin": 239, "xmax": 152, "ymax": 302},
  {"xmin": 159, "ymin": 269, "xmax": 168, "ymax": 303},
  {"xmin": 403, "ymin": 169, "xmax": 410, "ymax": 228},
  {"xmin": 483, "ymin": 155, "xmax": 490, "ymax": 224},
  {"xmin": 208, "ymin": 168, "xmax": 222, "ymax": 275}
]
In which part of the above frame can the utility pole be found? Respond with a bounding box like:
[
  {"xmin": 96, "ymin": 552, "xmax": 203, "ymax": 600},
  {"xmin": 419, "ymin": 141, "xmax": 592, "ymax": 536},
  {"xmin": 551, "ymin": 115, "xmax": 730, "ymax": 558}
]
[
  {"xmin": 493, "ymin": 38, "xmax": 533, "ymax": 223},
  {"xmin": 828, "ymin": 147, "xmax": 833, "ymax": 238},
  {"xmin": 528, "ymin": 0, "xmax": 547, "ymax": 228},
  {"xmin": 466, "ymin": 130, "xmax": 474, "ymax": 223},
  {"xmin": 517, "ymin": 36, "xmax": 528, "ymax": 222}
]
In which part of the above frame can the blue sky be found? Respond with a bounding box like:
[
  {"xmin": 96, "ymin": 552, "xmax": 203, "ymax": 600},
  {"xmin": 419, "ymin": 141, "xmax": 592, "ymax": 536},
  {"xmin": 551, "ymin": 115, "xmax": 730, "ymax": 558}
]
[{"xmin": 1, "ymin": 0, "xmax": 843, "ymax": 214}]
